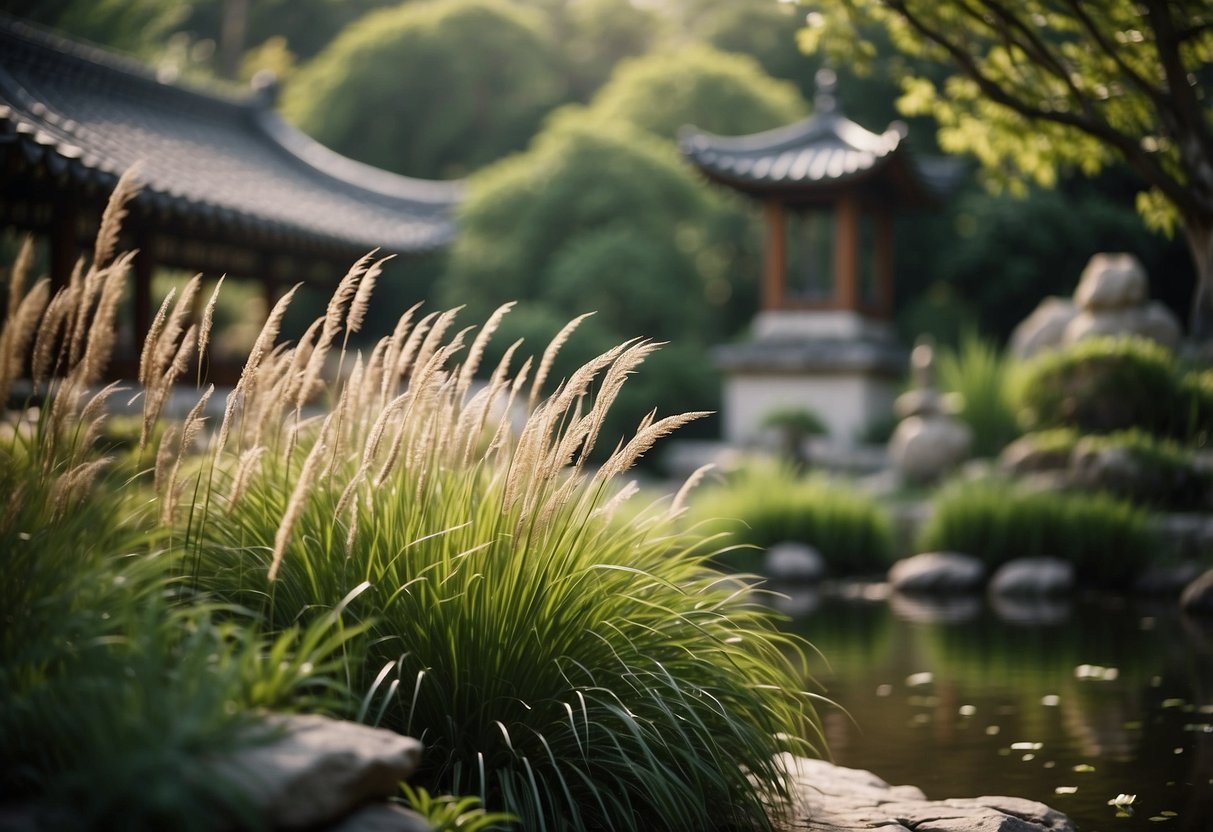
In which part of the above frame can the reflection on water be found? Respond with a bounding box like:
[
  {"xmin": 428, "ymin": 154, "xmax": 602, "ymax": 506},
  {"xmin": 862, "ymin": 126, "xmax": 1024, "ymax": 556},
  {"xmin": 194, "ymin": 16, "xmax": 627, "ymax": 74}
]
[{"xmin": 781, "ymin": 587, "xmax": 1213, "ymax": 832}]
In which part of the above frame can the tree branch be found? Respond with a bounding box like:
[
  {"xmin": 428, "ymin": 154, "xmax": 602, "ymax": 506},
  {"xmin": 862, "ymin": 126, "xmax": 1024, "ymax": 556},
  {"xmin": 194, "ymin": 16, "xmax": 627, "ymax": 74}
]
[
  {"xmin": 1144, "ymin": 0, "xmax": 1213, "ymax": 176},
  {"xmin": 883, "ymin": 0, "xmax": 1198, "ymax": 217},
  {"xmin": 1061, "ymin": 0, "xmax": 1169, "ymax": 108}
]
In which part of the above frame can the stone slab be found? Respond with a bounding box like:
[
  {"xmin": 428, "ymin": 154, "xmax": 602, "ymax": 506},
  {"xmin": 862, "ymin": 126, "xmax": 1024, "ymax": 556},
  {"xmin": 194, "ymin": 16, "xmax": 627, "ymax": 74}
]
[{"xmin": 773, "ymin": 755, "xmax": 1074, "ymax": 832}]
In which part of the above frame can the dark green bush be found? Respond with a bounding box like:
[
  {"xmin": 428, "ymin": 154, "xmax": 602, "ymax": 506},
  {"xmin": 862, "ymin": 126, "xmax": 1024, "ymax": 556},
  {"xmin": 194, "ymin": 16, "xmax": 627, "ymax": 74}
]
[
  {"xmin": 687, "ymin": 464, "xmax": 894, "ymax": 576},
  {"xmin": 1069, "ymin": 429, "xmax": 1210, "ymax": 510},
  {"xmin": 1005, "ymin": 428, "xmax": 1209, "ymax": 510},
  {"xmin": 1013, "ymin": 336, "xmax": 1212, "ymax": 442},
  {"xmin": 916, "ymin": 477, "xmax": 1154, "ymax": 588}
]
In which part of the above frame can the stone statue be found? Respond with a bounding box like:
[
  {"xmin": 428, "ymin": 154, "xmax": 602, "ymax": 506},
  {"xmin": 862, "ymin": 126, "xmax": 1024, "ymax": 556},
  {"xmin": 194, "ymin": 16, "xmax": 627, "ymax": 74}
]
[{"xmin": 888, "ymin": 336, "xmax": 973, "ymax": 483}]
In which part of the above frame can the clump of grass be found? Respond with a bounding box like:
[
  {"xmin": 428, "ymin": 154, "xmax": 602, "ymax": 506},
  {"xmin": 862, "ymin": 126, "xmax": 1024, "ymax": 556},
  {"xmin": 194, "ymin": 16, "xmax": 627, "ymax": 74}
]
[
  {"xmin": 3, "ymin": 171, "xmax": 825, "ymax": 832},
  {"xmin": 936, "ymin": 330, "xmax": 1019, "ymax": 458},
  {"xmin": 1013, "ymin": 335, "xmax": 1211, "ymax": 442},
  {"xmin": 686, "ymin": 463, "xmax": 894, "ymax": 576},
  {"xmin": 916, "ymin": 477, "xmax": 1154, "ymax": 588},
  {"xmin": 0, "ymin": 173, "xmax": 378, "ymax": 830},
  {"xmin": 180, "ymin": 289, "xmax": 822, "ymax": 831}
]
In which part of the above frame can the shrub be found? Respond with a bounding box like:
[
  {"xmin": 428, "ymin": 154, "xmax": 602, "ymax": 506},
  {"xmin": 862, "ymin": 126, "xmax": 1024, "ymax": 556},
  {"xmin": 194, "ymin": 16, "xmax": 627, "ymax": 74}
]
[
  {"xmin": 1006, "ymin": 428, "xmax": 1209, "ymax": 510},
  {"xmin": 1013, "ymin": 335, "xmax": 1209, "ymax": 441},
  {"xmin": 915, "ymin": 477, "xmax": 1154, "ymax": 588},
  {"xmin": 687, "ymin": 463, "xmax": 895, "ymax": 576}
]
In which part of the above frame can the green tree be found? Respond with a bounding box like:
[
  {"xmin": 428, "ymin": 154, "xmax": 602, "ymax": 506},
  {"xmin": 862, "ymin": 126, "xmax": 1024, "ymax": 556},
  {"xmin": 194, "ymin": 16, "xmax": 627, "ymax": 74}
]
[
  {"xmin": 800, "ymin": 1, "xmax": 1213, "ymax": 340},
  {"xmin": 544, "ymin": 0, "xmax": 667, "ymax": 102},
  {"xmin": 282, "ymin": 0, "xmax": 567, "ymax": 179},
  {"xmin": 443, "ymin": 116, "xmax": 730, "ymax": 338},
  {"xmin": 441, "ymin": 116, "xmax": 738, "ymax": 445},
  {"xmin": 581, "ymin": 42, "xmax": 807, "ymax": 139}
]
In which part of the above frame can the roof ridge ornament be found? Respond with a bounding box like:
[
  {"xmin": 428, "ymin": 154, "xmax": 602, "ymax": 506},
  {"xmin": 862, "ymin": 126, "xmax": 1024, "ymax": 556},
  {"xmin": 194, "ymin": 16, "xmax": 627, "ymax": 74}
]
[{"xmin": 814, "ymin": 68, "xmax": 838, "ymax": 116}]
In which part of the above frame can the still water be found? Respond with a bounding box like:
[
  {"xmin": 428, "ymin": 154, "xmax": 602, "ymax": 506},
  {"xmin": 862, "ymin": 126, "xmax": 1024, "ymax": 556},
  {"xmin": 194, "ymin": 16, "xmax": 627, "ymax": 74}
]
[{"xmin": 778, "ymin": 586, "xmax": 1213, "ymax": 832}]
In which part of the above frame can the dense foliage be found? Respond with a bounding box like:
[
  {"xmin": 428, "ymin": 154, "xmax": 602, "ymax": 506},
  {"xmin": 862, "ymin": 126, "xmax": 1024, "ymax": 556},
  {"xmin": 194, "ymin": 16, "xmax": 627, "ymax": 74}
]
[
  {"xmin": 686, "ymin": 464, "xmax": 895, "ymax": 577},
  {"xmin": 282, "ymin": 0, "xmax": 566, "ymax": 179},
  {"xmin": 1013, "ymin": 335, "xmax": 1213, "ymax": 442},
  {"xmin": 579, "ymin": 42, "xmax": 806, "ymax": 140},
  {"xmin": 916, "ymin": 477, "xmax": 1153, "ymax": 588}
]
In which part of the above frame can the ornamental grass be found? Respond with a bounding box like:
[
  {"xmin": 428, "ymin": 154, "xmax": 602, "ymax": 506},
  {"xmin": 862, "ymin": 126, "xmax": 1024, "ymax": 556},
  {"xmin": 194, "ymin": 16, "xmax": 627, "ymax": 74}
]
[
  {"xmin": 685, "ymin": 463, "xmax": 895, "ymax": 577},
  {"xmin": 1, "ymin": 171, "xmax": 823, "ymax": 831}
]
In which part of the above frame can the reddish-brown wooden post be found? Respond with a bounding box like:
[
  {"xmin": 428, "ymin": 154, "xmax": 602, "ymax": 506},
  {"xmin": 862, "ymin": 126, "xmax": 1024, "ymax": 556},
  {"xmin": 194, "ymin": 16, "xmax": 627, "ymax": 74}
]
[
  {"xmin": 834, "ymin": 193, "xmax": 859, "ymax": 312},
  {"xmin": 49, "ymin": 198, "xmax": 79, "ymax": 291},
  {"xmin": 763, "ymin": 199, "xmax": 786, "ymax": 310}
]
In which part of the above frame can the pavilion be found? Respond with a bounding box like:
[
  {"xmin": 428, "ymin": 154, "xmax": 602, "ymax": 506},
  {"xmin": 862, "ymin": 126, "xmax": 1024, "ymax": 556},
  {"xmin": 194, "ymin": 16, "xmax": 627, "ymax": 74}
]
[
  {"xmin": 680, "ymin": 70, "xmax": 958, "ymax": 446},
  {"xmin": 0, "ymin": 14, "xmax": 461, "ymax": 375}
]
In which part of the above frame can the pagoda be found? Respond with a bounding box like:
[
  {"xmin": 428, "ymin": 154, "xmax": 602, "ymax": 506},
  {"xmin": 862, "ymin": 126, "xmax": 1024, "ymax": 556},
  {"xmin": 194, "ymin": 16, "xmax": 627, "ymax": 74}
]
[{"xmin": 680, "ymin": 69, "xmax": 955, "ymax": 446}]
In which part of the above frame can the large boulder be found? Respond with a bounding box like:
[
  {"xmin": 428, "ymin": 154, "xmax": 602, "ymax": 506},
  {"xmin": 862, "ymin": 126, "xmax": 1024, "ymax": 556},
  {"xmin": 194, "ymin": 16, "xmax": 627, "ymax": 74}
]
[
  {"xmin": 1073, "ymin": 253, "xmax": 1148, "ymax": 311},
  {"xmin": 1062, "ymin": 303, "xmax": 1182, "ymax": 350},
  {"xmin": 1009, "ymin": 296, "xmax": 1077, "ymax": 360},
  {"xmin": 1009, "ymin": 254, "xmax": 1183, "ymax": 358},
  {"xmin": 889, "ymin": 416, "xmax": 973, "ymax": 484},
  {"xmin": 999, "ymin": 435, "xmax": 1071, "ymax": 476},
  {"xmin": 989, "ymin": 558, "xmax": 1075, "ymax": 597},
  {"xmin": 888, "ymin": 552, "xmax": 986, "ymax": 594},
  {"xmin": 211, "ymin": 714, "xmax": 423, "ymax": 831},
  {"xmin": 1180, "ymin": 568, "xmax": 1213, "ymax": 616},
  {"xmin": 326, "ymin": 804, "xmax": 433, "ymax": 832},
  {"xmin": 764, "ymin": 542, "xmax": 827, "ymax": 582}
]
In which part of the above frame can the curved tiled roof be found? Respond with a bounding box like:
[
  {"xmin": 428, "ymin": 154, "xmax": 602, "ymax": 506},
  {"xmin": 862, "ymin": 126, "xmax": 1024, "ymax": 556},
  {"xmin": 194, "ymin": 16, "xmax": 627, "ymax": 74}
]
[
  {"xmin": 0, "ymin": 15, "xmax": 462, "ymax": 257},
  {"xmin": 679, "ymin": 71, "xmax": 959, "ymax": 202}
]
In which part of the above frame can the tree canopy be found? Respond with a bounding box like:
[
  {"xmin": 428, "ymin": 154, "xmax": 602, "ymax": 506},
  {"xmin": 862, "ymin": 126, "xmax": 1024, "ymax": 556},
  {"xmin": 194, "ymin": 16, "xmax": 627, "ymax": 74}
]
[
  {"xmin": 801, "ymin": 0, "xmax": 1213, "ymax": 339},
  {"xmin": 281, "ymin": 0, "xmax": 567, "ymax": 179},
  {"xmin": 579, "ymin": 42, "xmax": 807, "ymax": 139}
]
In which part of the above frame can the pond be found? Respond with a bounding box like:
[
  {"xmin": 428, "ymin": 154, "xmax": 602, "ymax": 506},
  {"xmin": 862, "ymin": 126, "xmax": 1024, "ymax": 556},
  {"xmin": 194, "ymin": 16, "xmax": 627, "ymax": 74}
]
[{"xmin": 778, "ymin": 585, "xmax": 1213, "ymax": 832}]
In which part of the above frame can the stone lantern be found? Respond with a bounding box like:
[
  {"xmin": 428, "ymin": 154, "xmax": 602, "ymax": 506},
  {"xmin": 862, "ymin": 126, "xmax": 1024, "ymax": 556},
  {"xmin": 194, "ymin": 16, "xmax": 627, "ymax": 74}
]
[{"xmin": 680, "ymin": 70, "xmax": 956, "ymax": 446}]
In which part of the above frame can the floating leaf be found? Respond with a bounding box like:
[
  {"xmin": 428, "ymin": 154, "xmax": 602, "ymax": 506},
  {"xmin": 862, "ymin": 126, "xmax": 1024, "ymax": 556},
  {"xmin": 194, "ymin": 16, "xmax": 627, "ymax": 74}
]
[
  {"xmin": 1074, "ymin": 764, "xmax": 1096, "ymax": 772},
  {"xmin": 1055, "ymin": 786, "xmax": 1077, "ymax": 795},
  {"xmin": 958, "ymin": 705, "xmax": 976, "ymax": 716},
  {"xmin": 1012, "ymin": 742, "xmax": 1043, "ymax": 751},
  {"xmin": 986, "ymin": 725, "xmax": 1001, "ymax": 736},
  {"xmin": 906, "ymin": 672, "xmax": 933, "ymax": 687},
  {"xmin": 1162, "ymin": 698, "xmax": 1186, "ymax": 709},
  {"xmin": 1041, "ymin": 694, "xmax": 1060, "ymax": 706}
]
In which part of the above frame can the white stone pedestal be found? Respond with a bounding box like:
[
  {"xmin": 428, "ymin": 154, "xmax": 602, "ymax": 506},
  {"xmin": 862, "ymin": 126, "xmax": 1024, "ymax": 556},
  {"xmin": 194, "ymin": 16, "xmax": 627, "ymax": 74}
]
[{"xmin": 715, "ymin": 311, "xmax": 905, "ymax": 446}]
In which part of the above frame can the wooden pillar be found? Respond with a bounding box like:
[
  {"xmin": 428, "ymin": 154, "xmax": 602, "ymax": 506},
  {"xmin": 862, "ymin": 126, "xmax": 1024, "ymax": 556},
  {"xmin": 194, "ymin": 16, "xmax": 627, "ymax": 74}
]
[
  {"xmin": 876, "ymin": 210, "xmax": 894, "ymax": 319},
  {"xmin": 762, "ymin": 199, "xmax": 786, "ymax": 311},
  {"xmin": 132, "ymin": 238, "xmax": 155, "ymax": 359},
  {"xmin": 49, "ymin": 197, "xmax": 80, "ymax": 291},
  {"xmin": 834, "ymin": 193, "xmax": 859, "ymax": 312}
]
